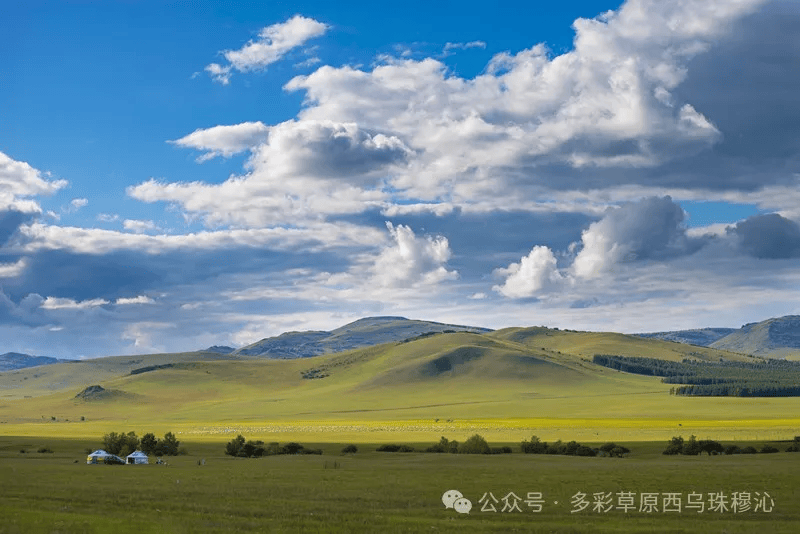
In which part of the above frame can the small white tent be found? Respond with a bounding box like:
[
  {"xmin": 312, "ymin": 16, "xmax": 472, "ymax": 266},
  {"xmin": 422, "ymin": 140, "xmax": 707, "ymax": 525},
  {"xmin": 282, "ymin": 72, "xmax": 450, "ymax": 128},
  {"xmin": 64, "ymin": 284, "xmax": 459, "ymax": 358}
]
[
  {"xmin": 126, "ymin": 451, "xmax": 149, "ymax": 464},
  {"xmin": 86, "ymin": 449, "xmax": 124, "ymax": 465}
]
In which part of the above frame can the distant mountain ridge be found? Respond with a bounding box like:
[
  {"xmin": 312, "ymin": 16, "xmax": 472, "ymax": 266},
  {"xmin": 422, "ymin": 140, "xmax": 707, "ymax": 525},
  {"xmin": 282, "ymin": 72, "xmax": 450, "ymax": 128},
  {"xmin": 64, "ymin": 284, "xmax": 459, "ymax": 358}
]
[
  {"xmin": 204, "ymin": 345, "xmax": 236, "ymax": 354},
  {"xmin": 636, "ymin": 328, "xmax": 737, "ymax": 347},
  {"xmin": 231, "ymin": 316, "xmax": 493, "ymax": 359},
  {"xmin": 638, "ymin": 315, "xmax": 800, "ymax": 359},
  {"xmin": 0, "ymin": 352, "xmax": 70, "ymax": 372}
]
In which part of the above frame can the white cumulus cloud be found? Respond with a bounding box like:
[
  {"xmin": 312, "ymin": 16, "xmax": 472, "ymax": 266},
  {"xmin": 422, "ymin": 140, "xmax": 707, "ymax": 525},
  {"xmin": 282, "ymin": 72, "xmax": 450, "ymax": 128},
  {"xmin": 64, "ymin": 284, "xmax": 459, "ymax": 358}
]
[
  {"xmin": 170, "ymin": 122, "xmax": 269, "ymax": 161},
  {"xmin": 371, "ymin": 222, "xmax": 458, "ymax": 288},
  {"xmin": 0, "ymin": 151, "xmax": 67, "ymax": 211},
  {"xmin": 131, "ymin": 119, "xmax": 411, "ymax": 227},
  {"xmin": 207, "ymin": 15, "xmax": 329, "ymax": 84},
  {"xmin": 493, "ymin": 246, "xmax": 566, "ymax": 298}
]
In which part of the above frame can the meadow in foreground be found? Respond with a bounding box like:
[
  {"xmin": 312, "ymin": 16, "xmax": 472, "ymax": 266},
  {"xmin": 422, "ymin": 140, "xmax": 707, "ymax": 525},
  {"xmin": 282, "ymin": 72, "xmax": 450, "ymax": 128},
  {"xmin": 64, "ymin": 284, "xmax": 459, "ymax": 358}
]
[{"xmin": 1, "ymin": 436, "xmax": 799, "ymax": 533}]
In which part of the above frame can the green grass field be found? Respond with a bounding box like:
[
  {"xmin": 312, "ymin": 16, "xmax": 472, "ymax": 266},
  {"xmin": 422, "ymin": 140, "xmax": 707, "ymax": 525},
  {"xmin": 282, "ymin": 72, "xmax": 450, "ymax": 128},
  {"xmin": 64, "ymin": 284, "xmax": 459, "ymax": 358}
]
[
  {"xmin": 1, "ymin": 436, "xmax": 799, "ymax": 533},
  {"xmin": 2, "ymin": 328, "xmax": 799, "ymax": 532},
  {"xmin": 2, "ymin": 330, "xmax": 793, "ymax": 443}
]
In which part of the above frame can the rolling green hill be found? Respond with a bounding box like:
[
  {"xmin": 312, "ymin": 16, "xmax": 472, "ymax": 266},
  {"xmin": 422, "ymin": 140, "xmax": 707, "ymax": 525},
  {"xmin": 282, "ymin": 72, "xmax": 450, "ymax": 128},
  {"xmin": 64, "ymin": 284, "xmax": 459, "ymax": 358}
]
[
  {"xmin": 0, "ymin": 352, "xmax": 73, "ymax": 372},
  {"xmin": 637, "ymin": 315, "xmax": 800, "ymax": 360},
  {"xmin": 710, "ymin": 316, "xmax": 800, "ymax": 359},
  {"xmin": 3, "ymin": 325, "xmax": 797, "ymax": 443}
]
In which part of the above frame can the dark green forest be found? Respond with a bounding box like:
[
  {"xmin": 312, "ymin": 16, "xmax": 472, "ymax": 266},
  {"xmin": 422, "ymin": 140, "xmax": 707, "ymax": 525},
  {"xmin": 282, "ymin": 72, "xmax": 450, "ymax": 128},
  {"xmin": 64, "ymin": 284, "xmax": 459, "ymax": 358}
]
[{"xmin": 592, "ymin": 354, "xmax": 800, "ymax": 396}]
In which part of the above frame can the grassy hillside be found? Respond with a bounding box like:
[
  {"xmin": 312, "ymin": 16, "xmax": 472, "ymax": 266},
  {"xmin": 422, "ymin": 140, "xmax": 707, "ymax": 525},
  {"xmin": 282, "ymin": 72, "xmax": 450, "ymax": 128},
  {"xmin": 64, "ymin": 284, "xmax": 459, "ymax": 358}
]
[
  {"xmin": 0, "ymin": 350, "xmax": 241, "ymax": 400},
  {"xmin": 491, "ymin": 326, "xmax": 756, "ymax": 362},
  {"xmin": 711, "ymin": 316, "xmax": 800, "ymax": 360},
  {"xmin": 2, "ymin": 327, "xmax": 799, "ymax": 443}
]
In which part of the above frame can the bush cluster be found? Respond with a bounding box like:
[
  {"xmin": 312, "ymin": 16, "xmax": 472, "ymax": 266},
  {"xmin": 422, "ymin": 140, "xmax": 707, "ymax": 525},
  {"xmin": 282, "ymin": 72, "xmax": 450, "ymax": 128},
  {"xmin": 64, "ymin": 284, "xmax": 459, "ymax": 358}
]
[
  {"xmin": 520, "ymin": 436, "xmax": 628, "ymax": 457},
  {"xmin": 376, "ymin": 444, "xmax": 415, "ymax": 452},
  {"xmin": 224, "ymin": 436, "xmax": 322, "ymax": 457},
  {"xmin": 663, "ymin": 435, "xmax": 788, "ymax": 455},
  {"xmin": 378, "ymin": 435, "xmax": 512, "ymax": 455},
  {"xmin": 785, "ymin": 436, "xmax": 800, "ymax": 452},
  {"xmin": 101, "ymin": 431, "xmax": 182, "ymax": 457}
]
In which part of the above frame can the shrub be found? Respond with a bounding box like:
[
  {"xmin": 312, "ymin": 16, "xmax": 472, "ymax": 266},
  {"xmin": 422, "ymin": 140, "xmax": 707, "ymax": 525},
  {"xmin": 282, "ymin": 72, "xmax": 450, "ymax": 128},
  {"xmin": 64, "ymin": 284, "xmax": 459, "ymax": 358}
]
[
  {"xmin": 740, "ymin": 446, "xmax": 758, "ymax": 454},
  {"xmin": 663, "ymin": 436, "xmax": 684, "ymax": 455},
  {"xmin": 724, "ymin": 445, "xmax": 741, "ymax": 455},
  {"xmin": 342, "ymin": 444, "xmax": 358, "ymax": 454},
  {"xmin": 37, "ymin": 447, "xmax": 53, "ymax": 454},
  {"xmin": 229, "ymin": 438, "xmax": 320, "ymax": 457},
  {"xmin": 575, "ymin": 446, "xmax": 598, "ymax": 457},
  {"xmin": 377, "ymin": 444, "xmax": 402, "ymax": 452},
  {"xmin": 426, "ymin": 436, "xmax": 459, "ymax": 453},
  {"xmin": 521, "ymin": 435, "xmax": 548, "ymax": 454},
  {"xmin": 760, "ymin": 445, "xmax": 779, "ymax": 454},
  {"xmin": 225, "ymin": 435, "xmax": 246, "ymax": 457},
  {"xmin": 242, "ymin": 440, "xmax": 265, "ymax": 458},
  {"xmin": 490, "ymin": 446, "xmax": 513, "ymax": 454},
  {"xmin": 102, "ymin": 431, "xmax": 139, "ymax": 456},
  {"xmin": 155, "ymin": 432, "xmax": 181, "ymax": 456},
  {"xmin": 598, "ymin": 443, "xmax": 628, "ymax": 457},
  {"xmin": 282, "ymin": 442, "xmax": 304, "ymax": 455},
  {"xmin": 681, "ymin": 435, "xmax": 702, "ymax": 456},
  {"xmin": 459, "ymin": 434, "xmax": 491, "ymax": 454},
  {"xmin": 786, "ymin": 443, "xmax": 800, "ymax": 452},
  {"xmin": 699, "ymin": 440, "xmax": 724, "ymax": 455},
  {"xmin": 140, "ymin": 433, "xmax": 158, "ymax": 455}
]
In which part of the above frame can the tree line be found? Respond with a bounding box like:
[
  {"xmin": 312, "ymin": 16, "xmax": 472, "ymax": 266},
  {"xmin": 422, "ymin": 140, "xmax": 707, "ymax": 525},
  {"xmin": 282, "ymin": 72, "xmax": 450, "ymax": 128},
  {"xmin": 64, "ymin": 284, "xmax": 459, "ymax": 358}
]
[
  {"xmin": 663, "ymin": 435, "xmax": 798, "ymax": 455},
  {"xmin": 98, "ymin": 431, "xmax": 182, "ymax": 457},
  {"xmin": 593, "ymin": 354, "xmax": 800, "ymax": 397},
  {"xmin": 224, "ymin": 436, "xmax": 322, "ymax": 457},
  {"xmin": 520, "ymin": 436, "xmax": 630, "ymax": 457}
]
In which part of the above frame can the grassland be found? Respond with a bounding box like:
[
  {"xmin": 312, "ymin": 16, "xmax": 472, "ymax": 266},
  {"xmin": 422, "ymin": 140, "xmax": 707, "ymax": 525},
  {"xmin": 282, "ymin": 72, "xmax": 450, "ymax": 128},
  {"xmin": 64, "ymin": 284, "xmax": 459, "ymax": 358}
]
[
  {"xmin": 1, "ymin": 436, "xmax": 799, "ymax": 533},
  {"xmin": 1, "ymin": 329, "xmax": 797, "ymax": 442},
  {"xmin": 2, "ymin": 327, "xmax": 799, "ymax": 532}
]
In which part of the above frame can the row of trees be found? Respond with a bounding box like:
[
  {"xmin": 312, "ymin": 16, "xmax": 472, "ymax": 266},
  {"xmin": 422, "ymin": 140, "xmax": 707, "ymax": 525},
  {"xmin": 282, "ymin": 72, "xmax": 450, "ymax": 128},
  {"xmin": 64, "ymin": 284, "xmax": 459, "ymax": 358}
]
[
  {"xmin": 377, "ymin": 435, "xmax": 512, "ymax": 454},
  {"xmin": 101, "ymin": 431, "xmax": 182, "ymax": 457},
  {"xmin": 663, "ymin": 435, "xmax": 793, "ymax": 455},
  {"xmin": 521, "ymin": 436, "xmax": 630, "ymax": 457},
  {"xmin": 224, "ymin": 436, "xmax": 322, "ymax": 457},
  {"xmin": 670, "ymin": 383, "xmax": 800, "ymax": 396},
  {"xmin": 593, "ymin": 355, "xmax": 800, "ymax": 397}
]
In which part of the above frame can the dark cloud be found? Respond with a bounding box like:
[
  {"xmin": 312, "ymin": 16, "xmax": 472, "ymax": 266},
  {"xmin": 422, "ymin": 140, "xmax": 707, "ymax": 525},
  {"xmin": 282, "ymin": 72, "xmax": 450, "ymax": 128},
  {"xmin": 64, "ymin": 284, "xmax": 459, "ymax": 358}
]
[
  {"xmin": 670, "ymin": 0, "xmax": 800, "ymax": 190},
  {"xmin": 1, "ymin": 245, "xmax": 350, "ymax": 304},
  {"xmin": 0, "ymin": 210, "xmax": 36, "ymax": 246},
  {"xmin": 731, "ymin": 213, "xmax": 800, "ymax": 259}
]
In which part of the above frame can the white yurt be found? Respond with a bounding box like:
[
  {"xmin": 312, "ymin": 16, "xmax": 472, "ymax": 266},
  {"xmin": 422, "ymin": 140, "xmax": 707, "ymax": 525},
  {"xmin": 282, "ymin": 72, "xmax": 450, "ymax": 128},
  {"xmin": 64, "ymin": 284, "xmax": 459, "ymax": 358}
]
[
  {"xmin": 126, "ymin": 451, "xmax": 149, "ymax": 464},
  {"xmin": 86, "ymin": 449, "xmax": 124, "ymax": 464}
]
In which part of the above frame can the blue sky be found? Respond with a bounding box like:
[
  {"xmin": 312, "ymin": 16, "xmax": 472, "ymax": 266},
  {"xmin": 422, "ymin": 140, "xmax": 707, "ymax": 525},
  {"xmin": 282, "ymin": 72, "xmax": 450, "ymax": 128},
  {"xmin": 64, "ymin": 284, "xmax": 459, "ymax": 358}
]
[{"xmin": 2, "ymin": 0, "xmax": 800, "ymax": 358}]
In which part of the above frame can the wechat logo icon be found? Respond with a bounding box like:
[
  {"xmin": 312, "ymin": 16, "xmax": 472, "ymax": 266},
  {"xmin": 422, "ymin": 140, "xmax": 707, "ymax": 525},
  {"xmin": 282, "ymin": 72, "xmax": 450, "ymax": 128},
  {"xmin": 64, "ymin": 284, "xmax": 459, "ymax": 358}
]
[{"xmin": 442, "ymin": 490, "xmax": 472, "ymax": 514}]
